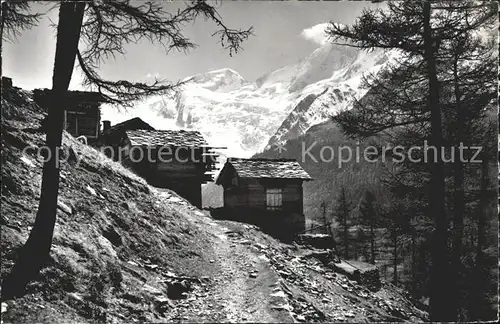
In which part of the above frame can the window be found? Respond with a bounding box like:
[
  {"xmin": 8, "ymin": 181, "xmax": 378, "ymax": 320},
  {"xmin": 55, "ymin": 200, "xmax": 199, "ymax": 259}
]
[
  {"xmin": 231, "ymin": 176, "xmax": 238, "ymax": 187},
  {"xmin": 78, "ymin": 117, "xmax": 98, "ymax": 137},
  {"xmin": 64, "ymin": 111, "xmax": 98, "ymax": 138},
  {"xmin": 266, "ymin": 188, "xmax": 283, "ymax": 210}
]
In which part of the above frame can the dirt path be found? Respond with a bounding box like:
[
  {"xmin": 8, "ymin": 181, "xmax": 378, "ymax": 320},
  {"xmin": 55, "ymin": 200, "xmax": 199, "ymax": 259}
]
[
  {"xmin": 152, "ymin": 190, "xmax": 427, "ymax": 323},
  {"xmin": 182, "ymin": 210, "xmax": 293, "ymax": 323},
  {"xmin": 154, "ymin": 189, "xmax": 293, "ymax": 323}
]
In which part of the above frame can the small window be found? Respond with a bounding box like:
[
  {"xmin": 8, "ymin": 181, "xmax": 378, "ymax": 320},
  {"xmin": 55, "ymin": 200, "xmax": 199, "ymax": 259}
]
[
  {"xmin": 266, "ymin": 188, "xmax": 283, "ymax": 211},
  {"xmin": 231, "ymin": 176, "xmax": 238, "ymax": 186}
]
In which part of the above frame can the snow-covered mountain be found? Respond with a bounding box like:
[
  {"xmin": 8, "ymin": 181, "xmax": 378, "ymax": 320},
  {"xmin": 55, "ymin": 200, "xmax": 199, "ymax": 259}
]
[{"xmin": 102, "ymin": 39, "xmax": 397, "ymax": 158}]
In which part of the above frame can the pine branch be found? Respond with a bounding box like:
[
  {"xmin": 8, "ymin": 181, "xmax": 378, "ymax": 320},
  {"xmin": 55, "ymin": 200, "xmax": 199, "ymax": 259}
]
[
  {"xmin": 75, "ymin": 0, "xmax": 253, "ymax": 105},
  {"xmin": 80, "ymin": 0, "xmax": 253, "ymax": 65},
  {"xmin": 76, "ymin": 49, "xmax": 185, "ymax": 107},
  {"xmin": 1, "ymin": 0, "xmax": 43, "ymax": 41}
]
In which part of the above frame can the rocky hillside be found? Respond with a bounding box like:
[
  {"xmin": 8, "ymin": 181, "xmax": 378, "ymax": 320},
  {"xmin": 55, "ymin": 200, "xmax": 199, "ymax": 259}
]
[
  {"xmin": 102, "ymin": 35, "xmax": 398, "ymax": 158},
  {"xmin": 262, "ymin": 47, "xmax": 399, "ymax": 150},
  {"xmin": 1, "ymin": 87, "xmax": 220, "ymax": 322},
  {"xmin": 1, "ymin": 87, "xmax": 427, "ymax": 323}
]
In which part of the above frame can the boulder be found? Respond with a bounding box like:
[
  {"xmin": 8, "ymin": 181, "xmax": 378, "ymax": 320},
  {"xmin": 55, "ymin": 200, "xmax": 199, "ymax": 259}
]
[
  {"xmin": 153, "ymin": 296, "xmax": 172, "ymax": 313},
  {"xmin": 297, "ymin": 234, "xmax": 336, "ymax": 250},
  {"xmin": 332, "ymin": 260, "xmax": 381, "ymax": 291},
  {"xmin": 101, "ymin": 224, "xmax": 122, "ymax": 247},
  {"xmin": 302, "ymin": 249, "xmax": 339, "ymax": 265},
  {"xmin": 85, "ymin": 185, "xmax": 97, "ymax": 196}
]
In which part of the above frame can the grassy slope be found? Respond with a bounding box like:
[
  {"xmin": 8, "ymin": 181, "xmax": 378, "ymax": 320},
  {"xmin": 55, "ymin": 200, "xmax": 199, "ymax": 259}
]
[{"xmin": 1, "ymin": 88, "xmax": 218, "ymax": 322}]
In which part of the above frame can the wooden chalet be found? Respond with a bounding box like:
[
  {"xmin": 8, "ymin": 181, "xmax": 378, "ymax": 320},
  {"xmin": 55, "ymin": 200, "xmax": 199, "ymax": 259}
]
[
  {"xmin": 118, "ymin": 129, "xmax": 220, "ymax": 207},
  {"xmin": 215, "ymin": 158, "xmax": 312, "ymax": 239},
  {"xmin": 33, "ymin": 89, "xmax": 104, "ymax": 140}
]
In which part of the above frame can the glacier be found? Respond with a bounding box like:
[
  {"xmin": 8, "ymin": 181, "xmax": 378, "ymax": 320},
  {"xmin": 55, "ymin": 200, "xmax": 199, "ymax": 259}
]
[{"xmin": 101, "ymin": 35, "xmax": 399, "ymax": 158}]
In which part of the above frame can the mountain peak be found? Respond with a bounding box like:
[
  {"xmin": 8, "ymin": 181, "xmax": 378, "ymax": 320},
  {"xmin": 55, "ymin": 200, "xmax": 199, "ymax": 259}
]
[
  {"xmin": 105, "ymin": 40, "xmax": 394, "ymax": 158},
  {"xmin": 208, "ymin": 67, "xmax": 243, "ymax": 77},
  {"xmin": 186, "ymin": 68, "xmax": 246, "ymax": 92}
]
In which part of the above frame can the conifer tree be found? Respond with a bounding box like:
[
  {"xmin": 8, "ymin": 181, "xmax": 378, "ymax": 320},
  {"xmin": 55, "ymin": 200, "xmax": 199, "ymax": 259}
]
[
  {"xmin": 335, "ymin": 187, "xmax": 354, "ymax": 259},
  {"xmin": 359, "ymin": 190, "xmax": 377, "ymax": 264},
  {"xmin": 326, "ymin": 1, "xmax": 496, "ymax": 320}
]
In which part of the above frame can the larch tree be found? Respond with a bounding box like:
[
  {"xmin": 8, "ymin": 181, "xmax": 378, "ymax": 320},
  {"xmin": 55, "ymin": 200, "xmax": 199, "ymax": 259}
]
[
  {"xmin": 438, "ymin": 14, "xmax": 497, "ymax": 317},
  {"xmin": 467, "ymin": 121, "xmax": 497, "ymax": 320},
  {"xmin": 1, "ymin": 0, "xmax": 252, "ymax": 299},
  {"xmin": 359, "ymin": 189, "xmax": 377, "ymax": 264},
  {"xmin": 334, "ymin": 186, "xmax": 354, "ymax": 259},
  {"xmin": 325, "ymin": 1, "xmax": 496, "ymax": 320}
]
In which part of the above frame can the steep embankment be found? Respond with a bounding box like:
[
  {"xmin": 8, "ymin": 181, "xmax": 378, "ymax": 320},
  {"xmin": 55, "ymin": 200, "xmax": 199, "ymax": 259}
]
[
  {"xmin": 1, "ymin": 87, "xmax": 426, "ymax": 323},
  {"xmin": 1, "ymin": 87, "xmax": 221, "ymax": 322}
]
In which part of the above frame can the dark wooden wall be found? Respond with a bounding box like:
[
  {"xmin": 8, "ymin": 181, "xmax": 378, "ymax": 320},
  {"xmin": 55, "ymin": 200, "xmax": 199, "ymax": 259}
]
[
  {"xmin": 223, "ymin": 178, "xmax": 304, "ymax": 214},
  {"xmin": 34, "ymin": 89, "xmax": 101, "ymax": 139},
  {"xmin": 211, "ymin": 205, "xmax": 306, "ymax": 242},
  {"xmin": 221, "ymin": 177, "xmax": 306, "ymax": 239},
  {"xmin": 121, "ymin": 143, "xmax": 209, "ymax": 208}
]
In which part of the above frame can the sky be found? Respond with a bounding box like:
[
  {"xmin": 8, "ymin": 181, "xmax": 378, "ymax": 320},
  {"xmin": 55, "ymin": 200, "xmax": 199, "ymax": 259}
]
[{"xmin": 3, "ymin": 1, "xmax": 385, "ymax": 91}]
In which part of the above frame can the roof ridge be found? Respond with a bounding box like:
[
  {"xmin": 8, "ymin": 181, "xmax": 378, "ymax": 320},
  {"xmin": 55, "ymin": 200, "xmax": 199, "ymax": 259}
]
[
  {"xmin": 107, "ymin": 117, "xmax": 155, "ymax": 130},
  {"xmin": 125, "ymin": 128, "xmax": 208, "ymax": 147},
  {"xmin": 223, "ymin": 157, "xmax": 312, "ymax": 180},
  {"xmin": 228, "ymin": 157, "xmax": 298, "ymax": 162},
  {"xmin": 127, "ymin": 129, "xmax": 202, "ymax": 134}
]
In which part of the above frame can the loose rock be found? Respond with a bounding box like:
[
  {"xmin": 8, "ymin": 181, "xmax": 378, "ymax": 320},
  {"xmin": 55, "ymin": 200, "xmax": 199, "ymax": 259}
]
[{"xmin": 57, "ymin": 200, "xmax": 72, "ymax": 215}]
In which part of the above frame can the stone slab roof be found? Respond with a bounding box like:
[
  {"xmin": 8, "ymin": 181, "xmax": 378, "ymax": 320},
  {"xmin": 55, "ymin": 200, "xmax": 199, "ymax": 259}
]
[
  {"xmin": 125, "ymin": 129, "xmax": 208, "ymax": 147},
  {"xmin": 226, "ymin": 158, "xmax": 312, "ymax": 180}
]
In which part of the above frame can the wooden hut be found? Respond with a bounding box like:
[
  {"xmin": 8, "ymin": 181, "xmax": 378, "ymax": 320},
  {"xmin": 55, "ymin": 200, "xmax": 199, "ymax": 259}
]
[
  {"xmin": 215, "ymin": 158, "xmax": 312, "ymax": 239},
  {"xmin": 33, "ymin": 89, "xmax": 104, "ymax": 140},
  {"xmin": 118, "ymin": 129, "xmax": 220, "ymax": 207}
]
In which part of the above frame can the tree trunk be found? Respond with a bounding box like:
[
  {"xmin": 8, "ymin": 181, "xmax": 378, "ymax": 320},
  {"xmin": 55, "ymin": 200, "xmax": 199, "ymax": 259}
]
[
  {"xmin": 423, "ymin": 1, "xmax": 453, "ymax": 321},
  {"xmin": 392, "ymin": 232, "xmax": 398, "ymax": 285},
  {"xmin": 353, "ymin": 237, "xmax": 358, "ymax": 260},
  {"xmin": 321, "ymin": 202, "xmax": 327, "ymax": 234},
  {"xmin": 363, "ymin": 236, "xmax": 369, "ymax": 262},
  {"xmin": 343, "ymin": 212, "xmax": 349, "ymax": 259},
  {"xmin": 370, "ymin": 221, "xmax": 375, "ymax": 264},
  {"xmin": 476, "ymin": 153, "xmax": 489, "ymax": 274},
  {"xmin": 1, "ymin": 2, "xmax": 86, "ymax": 299},
  {"xmin": 0, "ymin": 3, "xmax": 4, "ymax": 77},
  {"xmin": 469, "ymin": 152, "xmax": 490, "ymax": 320},
  {"xmin": 411, "ymin": 228, "xmax": 417, "ymax": 297},
  {"xmin": 450, "ymin": 52, "xmax": 465, "ymax": 319}
]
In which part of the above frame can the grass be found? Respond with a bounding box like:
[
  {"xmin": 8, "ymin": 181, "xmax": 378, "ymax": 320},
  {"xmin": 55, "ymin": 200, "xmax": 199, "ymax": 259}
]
[{"xmin": 1, "ymin": 87, "xmax": 217, "ymax": 323}]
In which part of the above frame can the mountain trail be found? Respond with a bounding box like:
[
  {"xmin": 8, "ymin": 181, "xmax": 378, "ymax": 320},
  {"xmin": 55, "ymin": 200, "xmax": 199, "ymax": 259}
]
[
  {"xmin": 1, "ymin": 86, "xmax": 427, "ymax": 323},
  {"xmin": 154, "ymin": 188, "xmax": 293, "ymax": 322}
]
